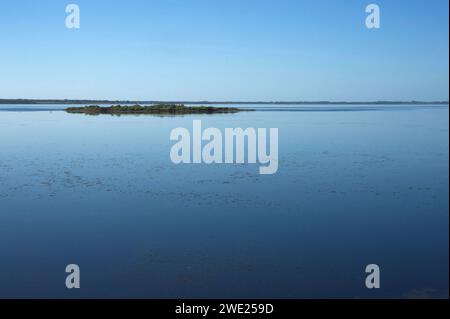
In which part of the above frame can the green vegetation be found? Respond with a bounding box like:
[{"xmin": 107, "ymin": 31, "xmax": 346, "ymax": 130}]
[{"xmin": 65, "ymin": 104, "xmax": 250, "ymax": 115}]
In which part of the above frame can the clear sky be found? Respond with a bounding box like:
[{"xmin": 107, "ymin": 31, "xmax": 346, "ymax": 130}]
[{"xmin": 0, "ymin": 0, "xmax": 448, "ymax": 101}]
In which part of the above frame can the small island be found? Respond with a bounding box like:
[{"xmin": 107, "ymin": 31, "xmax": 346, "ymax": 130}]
[{"xmin": 65, "ymin": 104, "xmax": 250, "ymax": 115}]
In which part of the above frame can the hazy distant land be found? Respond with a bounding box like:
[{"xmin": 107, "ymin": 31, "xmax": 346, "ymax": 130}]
[{"xmin": 1, "ymin": 99, "xmax": 448, "ymax": 105}]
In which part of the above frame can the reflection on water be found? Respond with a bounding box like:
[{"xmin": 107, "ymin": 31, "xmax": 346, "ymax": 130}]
[{"xmin": 0, "ymin": 105, "xmax": 448, "ymax": 298}]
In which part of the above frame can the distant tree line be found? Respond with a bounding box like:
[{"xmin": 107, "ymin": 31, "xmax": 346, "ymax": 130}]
[{"xmin": 1, "ymin": 99, "xmax": 448, "ymax": 105}]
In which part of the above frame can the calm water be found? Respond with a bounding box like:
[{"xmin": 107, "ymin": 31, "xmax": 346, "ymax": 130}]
[{"xmin": 0, "ymin": 104, "xmax": 448, "ymax": 298}]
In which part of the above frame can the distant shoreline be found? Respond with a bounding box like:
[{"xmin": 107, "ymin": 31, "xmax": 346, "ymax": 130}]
[{"xmin": 0, "ymin": 99, "xmax": 448, "ymax": 105}]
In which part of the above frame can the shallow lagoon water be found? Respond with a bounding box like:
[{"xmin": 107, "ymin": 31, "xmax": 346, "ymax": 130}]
[{"xmin": 0, "ymin": 105, "xmax": 448, "ymax": 298}]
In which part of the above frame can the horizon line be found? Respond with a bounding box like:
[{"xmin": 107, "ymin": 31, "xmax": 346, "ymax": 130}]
[{"xmin": 0, "ymin": 98, "xmax": 448, "ymax": 105}]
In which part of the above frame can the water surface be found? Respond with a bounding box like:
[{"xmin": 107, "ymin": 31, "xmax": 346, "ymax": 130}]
[{"xmin": 0, "ymin": 104, "xmax": 448, "ymax": 298}]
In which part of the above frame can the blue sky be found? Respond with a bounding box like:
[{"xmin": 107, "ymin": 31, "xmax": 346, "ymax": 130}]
[{"xmin": 0, "ymin": 0, "xmax": 448, "ymax": 101}]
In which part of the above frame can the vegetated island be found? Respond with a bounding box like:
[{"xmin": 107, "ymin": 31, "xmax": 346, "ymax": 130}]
[{"xmin": 65, "ymin": 104, "xmax": 251, "ymax": 115}]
